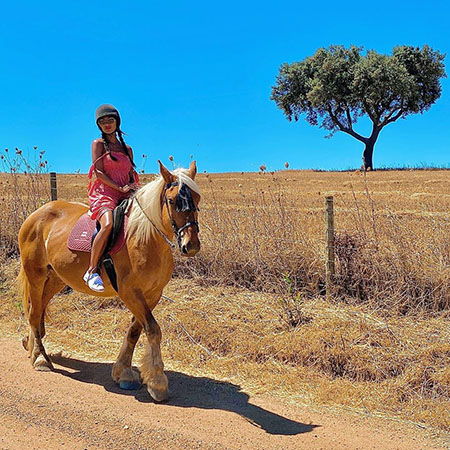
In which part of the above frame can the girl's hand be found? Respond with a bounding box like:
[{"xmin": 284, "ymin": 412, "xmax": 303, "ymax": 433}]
[{"xmin": 120, "ymin": 185, "xmax": 131, "ymax": 193}]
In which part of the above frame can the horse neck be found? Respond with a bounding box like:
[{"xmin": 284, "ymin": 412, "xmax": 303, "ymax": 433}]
[
  {"xmin": 126, "ymin": 195, "xmax": 175, "ymax": 288},
  {"xmin": 128, "ymin": 180, "xmax": 173, "ymax": 247}
]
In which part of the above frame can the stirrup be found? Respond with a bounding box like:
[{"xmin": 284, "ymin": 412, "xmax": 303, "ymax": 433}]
[{"xmin": 83, "ymin": 270, "xmax": 105, "ymax": 292}]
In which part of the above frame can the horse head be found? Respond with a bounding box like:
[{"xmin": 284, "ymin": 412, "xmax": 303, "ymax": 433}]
[{"xmin": 158, "ymin": 160, "xmax": 200, "ymax": 257}]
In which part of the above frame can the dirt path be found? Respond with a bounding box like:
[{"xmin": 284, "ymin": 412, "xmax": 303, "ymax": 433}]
[{"xmin": 0, "ymin": 338, "xmax": 447, "ymax": 450}]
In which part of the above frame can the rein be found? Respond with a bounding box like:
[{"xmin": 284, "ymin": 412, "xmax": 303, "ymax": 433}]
[{"xmin": 133, "ymin": 195, "xmax": 176, "ymax": 249}]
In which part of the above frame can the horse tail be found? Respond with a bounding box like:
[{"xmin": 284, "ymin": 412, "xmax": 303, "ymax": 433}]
[{"xmin": 17, "ymin": 264, "xmax": 31, "ymax": 319}]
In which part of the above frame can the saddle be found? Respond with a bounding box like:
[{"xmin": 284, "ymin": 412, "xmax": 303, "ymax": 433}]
[{"xmin": 68, "ymin": 198, "xmax": 131, "ymax": 291}]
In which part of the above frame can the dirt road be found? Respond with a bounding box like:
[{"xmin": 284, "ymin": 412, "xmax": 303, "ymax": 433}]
[{"xmin": 0, "ymin": 338, "xmax": 446, "ymax": 450}]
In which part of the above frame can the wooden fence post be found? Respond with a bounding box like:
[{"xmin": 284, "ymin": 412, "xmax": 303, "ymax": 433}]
[
  {"xmin": 50, "ymin": 172, "xmax": 57, "ymax": 201},
  {"xmin": 325, "ymin": 196, "xmax": 335, "ymax": 299}
]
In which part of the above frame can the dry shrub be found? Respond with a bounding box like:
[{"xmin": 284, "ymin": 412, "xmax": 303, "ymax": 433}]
[
  {"xmin": 174, "ymin": 172, "xmax": 322, "ymax": 295},
  {"xmin": 0, "ymin": 147, "xmax": 49, "ymax": 258},
  {"xmin": 333, "ymin": 198, "xmax": 449, "ymax": 312}
]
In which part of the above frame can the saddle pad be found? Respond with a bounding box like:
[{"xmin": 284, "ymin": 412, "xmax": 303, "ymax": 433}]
[{"xmin": 67, "ymin": 213, "xmax": 128, "ymax": 255}]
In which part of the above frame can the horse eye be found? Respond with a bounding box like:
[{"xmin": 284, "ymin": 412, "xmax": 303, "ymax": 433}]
[{"xmin": 168, "ymin": 199, "xmax": 174, "ymax": 205}]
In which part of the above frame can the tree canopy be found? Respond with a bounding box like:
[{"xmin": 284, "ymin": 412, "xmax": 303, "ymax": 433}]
[{"xmin": 271, "ymin": 45, "xmax": 446, "ymax": 170}]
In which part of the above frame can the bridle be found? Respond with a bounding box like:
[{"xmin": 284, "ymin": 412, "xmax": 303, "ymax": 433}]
[
  {"xmin": 133, "ymin": 181, "xmax": 199, "ymax": 251},
  {"xmin": 163, "ymin": 181, "xmax": 200, "ymax": 249}
]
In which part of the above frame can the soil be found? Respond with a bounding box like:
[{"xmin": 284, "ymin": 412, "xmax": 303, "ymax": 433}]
[{"xmin": 0, "ymin": 338, "xmax": 448, "ymax": 450}]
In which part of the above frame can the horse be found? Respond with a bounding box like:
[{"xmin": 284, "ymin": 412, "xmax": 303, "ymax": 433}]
[{"xmin": 17, "ymin": 160, "xmax": 200, "ymax": 402}]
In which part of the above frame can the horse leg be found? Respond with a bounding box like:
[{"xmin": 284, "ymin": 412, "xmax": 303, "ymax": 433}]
[
  {"xmin": 112, "ymin": 315, "xmax": 142, "ymax": 389},
  {"xmin": 23, "ymin": 268, "xmax": 65, "ymax": 371},
  {"xmin": 140, "ymin": 309, "xmax": 168, "ymax": 402},
  {"xmin": 119, "ymin": 289, "xmax": 168, "ymax": 402}
]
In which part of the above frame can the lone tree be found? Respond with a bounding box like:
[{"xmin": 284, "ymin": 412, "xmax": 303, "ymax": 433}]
[{"xmin": 271, "ymin": 45, "xmax": 446, "ymax": 170}]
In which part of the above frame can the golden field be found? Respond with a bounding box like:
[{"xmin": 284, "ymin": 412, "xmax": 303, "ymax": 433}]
[{"xmin": 0, "ymin": 168, "xmax": 449, "ymax": 434}]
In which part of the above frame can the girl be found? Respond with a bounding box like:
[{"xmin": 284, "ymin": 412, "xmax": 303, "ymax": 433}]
[{"xmin": 83, "ymin": 104, "xmax": 139, "ymax": 291}]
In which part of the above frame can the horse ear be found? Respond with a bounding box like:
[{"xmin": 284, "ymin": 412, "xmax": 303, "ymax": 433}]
[
  {"xmin": 158, "ymin": 160, "xmax": 175, "ymax": 184},
  {"xmin": 188, "ymin": 160, "xmax": 197, "ymax": 180}
]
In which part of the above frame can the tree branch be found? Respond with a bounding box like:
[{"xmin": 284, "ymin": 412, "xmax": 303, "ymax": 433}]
[
  {"xmin": 345, "ymin": 106, "xmax": 353, "ymax": 129},
  {"xmin": 328, "ymin": 106, "xmax": 367, "ymax": 143},
  {"xmin": 362, "ymin": 99, "xmax": 379, "ymax": 124},
  {"xmin": 381, "ymin": 108, "xmax": 399, "ymax": 124},
  {"xmin": 381, "ymin": 108, "xmax": 404, "ymax": 127}
]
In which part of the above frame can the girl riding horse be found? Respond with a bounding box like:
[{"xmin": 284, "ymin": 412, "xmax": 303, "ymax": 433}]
[
  {"xmin": 18, "ymin": 153, "xmax": 200, "ymax": 402},
  {"xmin": 84, "ymin": 104, "xmax": 140, "ymax": 292}
]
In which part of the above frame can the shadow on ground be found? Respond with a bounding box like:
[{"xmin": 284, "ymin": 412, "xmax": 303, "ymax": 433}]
[{"xmin": 52, "ymin": 354, "xmax": 318, "ymax": 436}]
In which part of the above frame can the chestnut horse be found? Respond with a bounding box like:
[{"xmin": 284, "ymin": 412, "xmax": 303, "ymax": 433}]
[{"xmin": 17, "ymin": 161, "xmax": 200, "ymax": 402}]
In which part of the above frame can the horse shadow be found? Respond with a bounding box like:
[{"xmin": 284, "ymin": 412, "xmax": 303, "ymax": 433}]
[{"xmin": 52, "ymin": 354, "xmax": 319, "ymax": 436}]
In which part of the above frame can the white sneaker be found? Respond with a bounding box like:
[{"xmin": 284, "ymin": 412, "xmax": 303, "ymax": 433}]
[{"xmin": 83, "ymin": 270, "xmax": 105, "ymax": 292}]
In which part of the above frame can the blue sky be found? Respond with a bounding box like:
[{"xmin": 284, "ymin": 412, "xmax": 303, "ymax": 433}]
[{"xmin": 1, "ymin": 1, "xmax": 449, "ymax": 173}]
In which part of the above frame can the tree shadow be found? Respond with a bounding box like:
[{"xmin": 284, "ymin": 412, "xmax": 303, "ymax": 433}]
[{"xmin": 52, "ymin": 354, "xmax": 319, "ymax": 436}]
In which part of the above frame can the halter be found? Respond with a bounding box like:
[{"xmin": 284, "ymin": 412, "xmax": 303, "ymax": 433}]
[
  {"xmin": 133, "ymin": 180, "xmax": 199, "ymax": 251},
  {"xmin": 163, "ymin": 181, "xmax": 200, "ymax": 249}
]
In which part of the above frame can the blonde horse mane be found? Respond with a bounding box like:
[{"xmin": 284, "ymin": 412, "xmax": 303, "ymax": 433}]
[{"xmin": 127, "ymin": 168, "xmax": 201, "ymax": 245}]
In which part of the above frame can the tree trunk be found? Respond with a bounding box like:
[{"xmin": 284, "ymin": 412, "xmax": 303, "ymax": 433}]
[
  {"xmin": 362, "ymin": 124, "xmax": 381, "ymax": 171},
  {"xmin": 362, "ymin": 141, "xmax": 375, "ymax": 171}
]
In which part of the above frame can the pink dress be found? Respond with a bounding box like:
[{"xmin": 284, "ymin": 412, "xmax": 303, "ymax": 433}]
[{"xmin": 88, "ymin": 151, "xmax": 139, "ymax": 220}]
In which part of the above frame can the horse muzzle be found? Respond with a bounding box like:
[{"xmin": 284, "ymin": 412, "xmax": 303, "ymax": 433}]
[
  {"xmin": 179, "ymin": 224, "xmax": 200, "ymax": 257},
  {"xmin": 180, "ymin": 238, "xmax": 200, "ymax": 257}
]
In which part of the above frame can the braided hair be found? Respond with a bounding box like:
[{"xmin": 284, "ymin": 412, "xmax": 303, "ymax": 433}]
[
  {"xmin": 101, "ymin": 128, "xmax": 136, "ymax": 168},
  {"xmin": 117, "ymin": 128, "xmax": 136, "ymax": 168},
  {"xmin": 101, "ymin": 131, "xmax": 118, "ymax": 162}
]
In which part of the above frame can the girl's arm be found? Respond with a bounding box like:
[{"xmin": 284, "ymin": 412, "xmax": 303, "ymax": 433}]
[{"xmin": 91, "ymin": 140, "xmax": 129, "ymax": 193}]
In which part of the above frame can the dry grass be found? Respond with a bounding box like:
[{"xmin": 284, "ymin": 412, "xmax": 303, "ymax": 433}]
[
  {"xmin": 0, "ymin": 262, "xmax": 448, "ymax": 432},
  {"xmin": 0, "ymin": 147, "xmax": 49, "ymax": 258},
  {"xmin": 0, "ymin": 168, "xmax": 449, "ymax": 433},
  {"xmin": 174, "ymin": 169, "xmax": 449, "ymax": 313}
]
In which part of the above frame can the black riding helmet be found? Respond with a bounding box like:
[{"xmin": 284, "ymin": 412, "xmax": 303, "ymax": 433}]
[{"xmin": 95, "ymin": 104, "xmax": 121, "ymax": 129}]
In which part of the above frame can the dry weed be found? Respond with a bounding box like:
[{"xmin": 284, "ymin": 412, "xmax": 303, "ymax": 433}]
[
  {"xmin": 174, "ymin": 170, "xmax": 449, "ymax": 313},
  {"xmin": 0, "ymin": 147, "xmax": 49, "ymax": 257}
]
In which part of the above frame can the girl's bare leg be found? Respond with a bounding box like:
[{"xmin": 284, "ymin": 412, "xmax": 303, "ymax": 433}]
[{"xmin": 88, "ymin": 210, "xmax": 113, "ymax": 273}]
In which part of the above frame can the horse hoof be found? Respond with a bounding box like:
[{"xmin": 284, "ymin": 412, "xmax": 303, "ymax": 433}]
[
  {"xmin": 119, "ymin": 380, "xmax": 141, "ymax": 390},
  {"xmin": 148, "ymin": 387, "xmax": 169, "ymax": 403},
  {"xmin": 144, "ymin": 373, "xmax": 168, "ymax": 402},
  {"xmin": 34, "ymin": 355, "xmax": 53, "ymax": 371}
]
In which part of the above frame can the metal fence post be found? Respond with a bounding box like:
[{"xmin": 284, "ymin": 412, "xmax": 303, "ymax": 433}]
[
  {"xmin": 50, "ymin": 172, "xmax": 57, "ymax": 201},
  {"xmin": 325, "ymin": 196, "xmax": 335, "ymax": 299}
]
